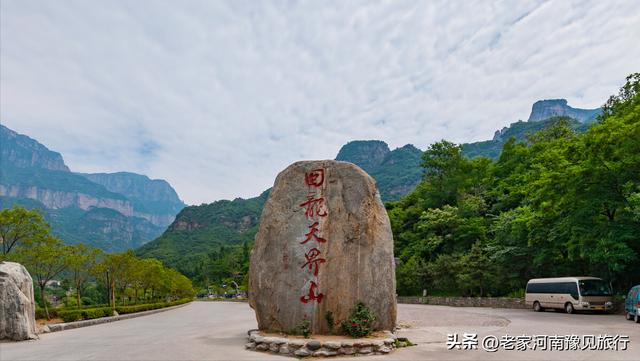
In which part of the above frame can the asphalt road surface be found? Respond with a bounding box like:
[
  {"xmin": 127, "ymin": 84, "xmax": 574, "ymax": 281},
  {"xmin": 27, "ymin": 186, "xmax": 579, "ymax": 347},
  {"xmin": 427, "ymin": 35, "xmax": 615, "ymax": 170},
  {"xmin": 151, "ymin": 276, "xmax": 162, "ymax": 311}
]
[{"xmin": 1, "ymin": 301, "xmax": 639, "ymax": 360}]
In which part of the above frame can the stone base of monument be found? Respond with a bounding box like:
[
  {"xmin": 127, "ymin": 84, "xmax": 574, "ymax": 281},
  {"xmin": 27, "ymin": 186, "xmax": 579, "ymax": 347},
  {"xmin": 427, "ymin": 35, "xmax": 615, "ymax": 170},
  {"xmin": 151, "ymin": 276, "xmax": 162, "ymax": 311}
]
[{"xmin": 245, "ymin": 329, "xmax": 397, "ymax": 357}]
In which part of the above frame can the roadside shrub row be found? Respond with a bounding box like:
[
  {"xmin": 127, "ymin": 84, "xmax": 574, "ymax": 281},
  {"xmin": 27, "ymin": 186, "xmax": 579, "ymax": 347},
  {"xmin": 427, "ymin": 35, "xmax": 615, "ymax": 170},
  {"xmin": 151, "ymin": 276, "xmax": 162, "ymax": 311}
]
[
  {"xmin": 115, "ymin": 298, "xmax": 191, "ymax": 314},
  {"xmin": 63, "ymin": 303, "xmax": 111, "ymax": 310},
  {"xmin": 58, "ymin": 307, "xmax": 114, "ymax": 323},
  {"xmin": 35, "ymin": 307, "xmax": 58, "ymax": 320},
  {"xmin": 50, "ymin": 299, "xmax": 192, "ymax": 323}
]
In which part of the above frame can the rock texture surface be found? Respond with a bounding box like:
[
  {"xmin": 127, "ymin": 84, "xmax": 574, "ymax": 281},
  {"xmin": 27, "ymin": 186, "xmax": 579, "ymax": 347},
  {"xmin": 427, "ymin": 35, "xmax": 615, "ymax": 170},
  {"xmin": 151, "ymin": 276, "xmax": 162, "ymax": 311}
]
[
  {"xmin": 527, "ymin": 99, "xmax": 601, "ymax": 123},
  {"xmin": 0, "ymin": 262, "xmax": 37, "ymax": 341},
  {"xmin": 249, "ymin": 160, "xmax": 396, "ymax": 334}
]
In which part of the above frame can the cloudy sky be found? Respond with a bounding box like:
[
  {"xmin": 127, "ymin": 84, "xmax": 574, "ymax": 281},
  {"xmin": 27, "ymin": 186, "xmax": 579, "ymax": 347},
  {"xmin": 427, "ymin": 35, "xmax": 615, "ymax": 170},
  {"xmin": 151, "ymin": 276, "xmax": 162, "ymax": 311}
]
[{"xmin": 2, "ymin": 0, "xmax": 639, "ymax": 204}]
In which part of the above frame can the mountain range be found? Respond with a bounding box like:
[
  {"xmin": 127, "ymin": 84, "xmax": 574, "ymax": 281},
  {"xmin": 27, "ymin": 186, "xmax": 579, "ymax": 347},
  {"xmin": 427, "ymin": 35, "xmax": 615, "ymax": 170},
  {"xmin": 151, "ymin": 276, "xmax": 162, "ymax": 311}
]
[
  {"xmin": 138, "ymin": 98, "xmax": 602, "ymax": 277},
  {"xmin": 0, "ymin": 124, "xmax": 185, "ymax": 252},
  {"xmin": 1, "ymin": 98, "xmax": 602, "ymax": 258}
]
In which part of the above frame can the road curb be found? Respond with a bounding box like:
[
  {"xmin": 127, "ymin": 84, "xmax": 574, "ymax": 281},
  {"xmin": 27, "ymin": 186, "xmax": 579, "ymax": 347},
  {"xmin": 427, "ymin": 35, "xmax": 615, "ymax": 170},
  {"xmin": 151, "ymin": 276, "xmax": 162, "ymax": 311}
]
[{"xmin": 40, "ymin": 302, "xmax": 191, "ymax": 334}]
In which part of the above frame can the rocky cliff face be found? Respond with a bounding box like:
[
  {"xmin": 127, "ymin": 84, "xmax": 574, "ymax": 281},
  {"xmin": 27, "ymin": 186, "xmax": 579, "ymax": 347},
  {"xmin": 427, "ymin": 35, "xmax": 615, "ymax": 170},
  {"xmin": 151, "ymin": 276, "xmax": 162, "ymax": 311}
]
[
  {"xmin": 0, "ymin": 124, "xmax": 183, "ymax": 252},
  {"xmin": 1, "ymin": 125, "xmax": 69, "ymax": 171},
  {"xmin": 528, "ymin": 99, "xmax": 601, "ymax": 123},
  {"xmin": 133, "ymin": 212, "xmax": 177, "ymax": 228},
  {"xmin": 68, "ymin": 208, "xmax": 163, "ymax": 252},
  {"xmin": 80, "ymin": 172, "xmax": 185, "ymax": 227},
  {"xmin": 463, "ymin": 98, "xmax": 599, "ymax": 159},
  {"xmin": 0, "ymin": 185, "xmax": 134, "ymax": 215}
]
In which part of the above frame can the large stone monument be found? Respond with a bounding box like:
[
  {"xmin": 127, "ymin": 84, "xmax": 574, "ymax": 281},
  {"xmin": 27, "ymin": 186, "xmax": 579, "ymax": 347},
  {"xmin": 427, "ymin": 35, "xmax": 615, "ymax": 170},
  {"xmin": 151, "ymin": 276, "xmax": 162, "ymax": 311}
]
[
  {"xmin": 0, "ymin": 261, "xmax": 37, "ymax": 341},
  {"xmin": 249, "ymin": 160, "xmax": 396, "ymax": 335}
]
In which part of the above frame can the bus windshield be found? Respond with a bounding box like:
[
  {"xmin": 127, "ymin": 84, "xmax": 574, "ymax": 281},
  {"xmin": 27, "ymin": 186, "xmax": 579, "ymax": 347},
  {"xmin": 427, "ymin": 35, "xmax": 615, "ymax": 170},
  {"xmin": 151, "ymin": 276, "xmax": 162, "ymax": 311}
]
[{"xmin": 578, "ymin": 280, "xmax": 612, "ymax": 296}]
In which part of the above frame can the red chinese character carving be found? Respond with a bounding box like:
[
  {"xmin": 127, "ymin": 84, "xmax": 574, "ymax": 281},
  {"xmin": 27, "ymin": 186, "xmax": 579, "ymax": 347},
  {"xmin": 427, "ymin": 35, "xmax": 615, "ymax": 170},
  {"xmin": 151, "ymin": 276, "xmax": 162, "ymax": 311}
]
[
  {"xmin": 300, "ymin": 281, "xmax": 324, "ymax": 304},
  {"xmin": 305, "ymin": 169, "xmax": 325, "ymax": 188},
  {"xmin": 301, "ymin": 247, "xmax": 326, "ymax": 276},
  {"xmin": 299, "ymin": 194, "xmax": 328, "ymax": 219},
  {"xmin": 300, "ymin": 222, "xmax": 327, "ymax": 245}
]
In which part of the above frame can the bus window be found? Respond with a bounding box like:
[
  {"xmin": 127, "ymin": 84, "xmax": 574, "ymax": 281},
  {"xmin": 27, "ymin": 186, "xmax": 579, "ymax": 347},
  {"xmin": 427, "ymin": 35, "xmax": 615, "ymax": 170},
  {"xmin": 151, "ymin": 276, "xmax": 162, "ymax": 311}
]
[
  {"xmin": 565, "ymin": 282, "xmax": 579, "ymax": 299},
  {"xmin": 578, "ymin": 280, "xmax": 612, "ymax": 296}
]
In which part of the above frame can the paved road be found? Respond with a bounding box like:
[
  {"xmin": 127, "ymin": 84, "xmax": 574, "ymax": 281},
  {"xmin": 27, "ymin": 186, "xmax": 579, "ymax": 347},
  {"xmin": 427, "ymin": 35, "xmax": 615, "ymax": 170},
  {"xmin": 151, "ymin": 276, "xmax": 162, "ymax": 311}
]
[{"xmin": 1, "ymin": 301, "xmax": 639, "ymax": 360}]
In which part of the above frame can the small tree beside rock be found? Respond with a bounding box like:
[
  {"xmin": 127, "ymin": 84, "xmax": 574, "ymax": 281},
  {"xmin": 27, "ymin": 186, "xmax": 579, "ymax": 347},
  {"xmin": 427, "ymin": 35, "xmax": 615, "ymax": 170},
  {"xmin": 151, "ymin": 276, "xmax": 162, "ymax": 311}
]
[{"xmin": 341, "ymin": 301, "xmax": 376, "ymax": 338}]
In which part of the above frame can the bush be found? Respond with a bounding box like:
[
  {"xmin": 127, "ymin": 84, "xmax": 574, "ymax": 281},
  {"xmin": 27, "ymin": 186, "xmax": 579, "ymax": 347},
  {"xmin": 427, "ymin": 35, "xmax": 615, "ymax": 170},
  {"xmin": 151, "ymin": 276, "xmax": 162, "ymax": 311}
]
[
  {"xmin": 35, "ymin": 307, "xmax": 59, "ymax": 320},
  {"xmin": 64, "ymin": 303, "xmax": 110, "ymax": 310},
  {"xmin": 298, "ymin": 318, "xmax": 311, "ymax": 338},
  {"xmin": 58, "ymin": 307, "xmax": 113, "ymax": 322},
  {"xmin": 325, "ymin": 311, "xmax": 335, "ymax": 334},
  {"xmin": 115, "ymin": 298, "xmax": 191, "ymax": 315},
  {"xmin": 81, "ymin": 297, "xmax": 99, "ymax": 306},
  {"xmin": 116, "ymin": 303, "xmax": 161, "ymax": 314},
  {"xmin": 506, "ymin": 289, "xmax": 525, "ymax": 298},
  {"xmin": 167, "ymin": 298, "xmax": 191, "ymax": 307},
  {"xmin": 52, "ymin": 299, "xmax": 191, "ymax": 322},
  {"xmin": 58, "ymin": 310, "xmax": 82, "ymax": 323},
  {"xmin": 341, "ymin": 301, "xmax": 376, "ymax": 338},
  {"xmin": 82, "ymin": 308, "xmax": 113, "ymax": 319}
]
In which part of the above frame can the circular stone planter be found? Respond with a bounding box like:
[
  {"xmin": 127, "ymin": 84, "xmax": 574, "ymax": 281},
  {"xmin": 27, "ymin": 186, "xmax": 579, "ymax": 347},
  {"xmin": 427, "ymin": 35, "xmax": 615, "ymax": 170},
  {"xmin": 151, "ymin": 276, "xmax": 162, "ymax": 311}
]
[{"xmin": 245, "ymin": 329, "xmax": 397, "ymax": 357}]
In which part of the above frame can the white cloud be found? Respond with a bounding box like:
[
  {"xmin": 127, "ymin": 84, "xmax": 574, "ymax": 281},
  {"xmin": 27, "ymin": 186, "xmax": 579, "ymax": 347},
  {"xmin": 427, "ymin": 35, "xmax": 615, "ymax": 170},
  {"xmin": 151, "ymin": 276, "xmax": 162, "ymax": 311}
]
[{"xmin": 2, "ymin": 0, "xmax": 639, "ymax": 204}]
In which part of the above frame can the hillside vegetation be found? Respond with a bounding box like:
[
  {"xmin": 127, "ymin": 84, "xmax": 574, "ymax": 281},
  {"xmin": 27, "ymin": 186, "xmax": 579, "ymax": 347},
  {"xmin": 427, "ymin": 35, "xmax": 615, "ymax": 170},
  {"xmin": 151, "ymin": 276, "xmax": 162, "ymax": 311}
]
[
  {"xmin": 137, "ymin": 91, "xmax": 624, "ymax": 294},
  {"xmin": 461, "ymin": 117, "xmax": 588, "ymax": 159},
  {"xmin": 137, "ymin": 143, "xmax": 426, "ymax": 283},
  {"xmin": 136, "ymin": 191, "xmax": 268, "ymax": 284},
  {"xmin": 391, "ymin": 74, "xmax": 640, "ymax": 296}
]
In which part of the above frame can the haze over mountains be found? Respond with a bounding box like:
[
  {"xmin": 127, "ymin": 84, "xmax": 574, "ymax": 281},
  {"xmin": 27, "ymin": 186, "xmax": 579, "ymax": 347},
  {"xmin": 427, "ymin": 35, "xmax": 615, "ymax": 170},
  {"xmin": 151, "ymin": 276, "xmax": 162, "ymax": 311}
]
[{"xmin": 0, "ymin": 98, "xmax": 601, "ymax": 256}]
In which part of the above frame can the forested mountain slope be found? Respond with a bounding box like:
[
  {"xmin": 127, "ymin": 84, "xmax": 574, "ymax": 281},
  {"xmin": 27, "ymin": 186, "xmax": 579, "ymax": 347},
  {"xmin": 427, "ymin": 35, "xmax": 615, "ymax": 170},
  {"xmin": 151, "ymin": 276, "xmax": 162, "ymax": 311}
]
[{"xmin": 0, "ymin": 124, "xmax": 184, "ymax": 252}]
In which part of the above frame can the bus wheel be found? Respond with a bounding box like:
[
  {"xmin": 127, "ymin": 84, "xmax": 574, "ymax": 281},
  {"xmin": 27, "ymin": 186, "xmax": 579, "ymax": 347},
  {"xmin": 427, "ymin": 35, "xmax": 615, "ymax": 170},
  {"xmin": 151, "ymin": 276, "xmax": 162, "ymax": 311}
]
[
  {"xmin": 533, "ymin": 301, "xmax": 543, "ymax": 312},
  {"xmin": 626, "ymin": 312, "xmax": 633, "ymax": 321},
  {"xmin": 635, "ymin": 313, "xmax": 640, "ymax": 323},
  {"xmin": 565, "ymin": 303, "xmax": 574, "ymax": 314}
]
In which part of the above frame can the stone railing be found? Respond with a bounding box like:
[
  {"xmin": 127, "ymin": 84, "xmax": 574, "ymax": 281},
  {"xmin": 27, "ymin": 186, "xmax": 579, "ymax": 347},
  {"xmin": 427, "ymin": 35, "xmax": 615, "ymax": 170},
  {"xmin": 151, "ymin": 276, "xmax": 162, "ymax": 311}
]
[
  {"xmin": 398, "ymin": 296, "xmax": 625, "ymax": 313},
  {"xmin": 398, "ymin": 296, "xmax": 528, "ymax": 309}
]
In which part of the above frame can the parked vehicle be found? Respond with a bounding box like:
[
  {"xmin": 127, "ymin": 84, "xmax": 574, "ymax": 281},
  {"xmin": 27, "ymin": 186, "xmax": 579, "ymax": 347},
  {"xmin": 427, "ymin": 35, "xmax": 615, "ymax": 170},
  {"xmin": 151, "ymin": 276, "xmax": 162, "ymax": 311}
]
[
  {"xmin": 525, "ymin": 277, "xmax": 613, "ymax": 314},
  {"xmin": 625, "ymin": 285, "xmax": 640, "ymax": 323}
]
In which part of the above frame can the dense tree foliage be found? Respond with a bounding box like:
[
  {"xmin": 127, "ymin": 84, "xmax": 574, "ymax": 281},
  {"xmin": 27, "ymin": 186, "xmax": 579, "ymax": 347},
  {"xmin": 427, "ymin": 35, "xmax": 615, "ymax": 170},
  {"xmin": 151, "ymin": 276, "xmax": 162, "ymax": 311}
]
[
  {"xmin": 0, "ymin": 206, "xmax": 50, "ymax": 255},
  {"xmin": 14, "ymin": 234, "xmax": 69, "ymax": 319},
  {"xmin": 138, "ymin": 75, "xmax": 639, "ymax": 297},
  {"xmin": 1, "ymin": 205, "xmax": 195, "ymax": 318},
  {"xmin": 390, "ymin": 74, "xmax": 640, "ymax": 296},
  {"xmin": 136, "ymin": 191, "xmax": 268, "ymax": 291}
]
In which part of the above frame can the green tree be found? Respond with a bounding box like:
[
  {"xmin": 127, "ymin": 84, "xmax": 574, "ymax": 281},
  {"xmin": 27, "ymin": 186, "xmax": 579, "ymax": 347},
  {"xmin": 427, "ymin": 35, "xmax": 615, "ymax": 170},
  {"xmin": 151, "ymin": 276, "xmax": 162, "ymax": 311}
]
[
  {"xmin": 101, "ymin": 250, "xmax": 136, "ymax": 308},
  {"xmin": 148, "ymin": 258, "xmax": 168, "ymax": 301},
  {"xmin": 420, "ymin": 140, "xmax": 465, "ymax": 207},
  {"xmin": 67, "ymin": 244, "xmax": 102, "ymax": 307},
  {"xmin": 15, "ymin": 235, "xmax": 70, "ymax": 319},
  {"xmin": 0, "ymin": 206, "xmax": 50, "ymax": 256},
  {"xmin": 388, "ymin": 74, "xmax": 640, "ymax": 296}
]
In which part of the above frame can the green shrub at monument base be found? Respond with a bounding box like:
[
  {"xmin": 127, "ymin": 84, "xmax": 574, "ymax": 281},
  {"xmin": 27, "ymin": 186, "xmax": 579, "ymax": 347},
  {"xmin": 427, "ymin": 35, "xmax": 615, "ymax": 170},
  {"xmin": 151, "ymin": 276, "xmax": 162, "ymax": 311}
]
[{"xmin": 341, "ymin": 301, "xmax": 377, "ymax": 338}]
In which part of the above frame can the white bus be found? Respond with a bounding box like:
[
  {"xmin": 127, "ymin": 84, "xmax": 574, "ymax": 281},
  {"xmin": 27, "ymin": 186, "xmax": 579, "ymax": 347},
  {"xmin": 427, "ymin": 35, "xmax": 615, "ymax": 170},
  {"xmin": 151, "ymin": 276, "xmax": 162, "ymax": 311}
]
[{"xmin": 525, "ymin": 277, "xmax": 613, "ymax": 314}]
